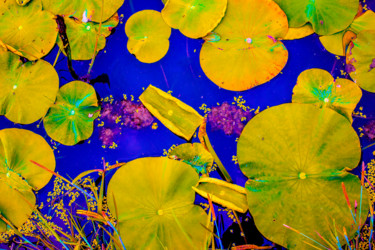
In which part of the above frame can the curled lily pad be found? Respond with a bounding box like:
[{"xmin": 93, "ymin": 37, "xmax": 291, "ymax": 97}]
[
  {"xmin": 125, "ymin": 10, "xmax": 171, "ymax": 63},
  {"xmin": 0, "ymin": 0, "xmax": 58, "ymax": 60},
  {"xmin": 237, "ymin": 103, "xmax": 368, "ymax": 249},
  {"xmin": 283, "ymin": 23, "xmax": 314, "ymax": 40},
  {"xmin": 346, "ymin": 30, "xmax": 375, "ymax": 92},
  {"xmin": 161, "ymin": 0, "xmax": 227, "ymax": 39},
  {"xmin": 320, "ymin": 10, "xmax": 375, "ymax": 56},
  {"xmin": 43, "ymin": 81, "xmax": 100, "ymax": 146},
  {"xmin": 273, "ymin": 0, "xmax": 359, "ymax": 35},
  {"xmin": 168, "ymin": 143, "xmax": 213, "ymax": 174},
  {"xmin": 0, "ymin": 128, "xmax": 55, "ymax": 232},
  {"xmin": 57, "ymin": 14, "xmax": 119, "ymax": 60},
  {"xmin": 107, "ymin": 157, "xmax": 209, "ymax": 250},
  {"xmin": 292, "ymin": 68, "xmax": 362, "ymax": 122},
  {"xmin": 42, "ymin": 0, "xmax": 123, "ymax": 23},
  {"xmin": 199, "ymin": 0, "xmax": 289, "ymax": 91},
  {"xmin": 0, "ymin": 51, "xmax": 59, "ymax": 124}
]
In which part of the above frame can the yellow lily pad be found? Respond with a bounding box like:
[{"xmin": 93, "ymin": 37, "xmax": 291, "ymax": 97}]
[
  {"xmin": 237, "ymin": 103, "xmax": 368, "ymax": 249},
  {"xmin": 346, "ymin": 30, "xmax": 375, "ymax": 92},
  {"xmin": 283, "ymin": 23, "xmax": 314, "ymax": 40},
  {"xmin": 0, "ymin": 0, "xmax": 58, "ymax": 60},
  {"xmin": 292, "ymin": 68, "xmax": 362, "ymax": 122},
  {"xmin": 161, "ymin": 0, "xmax": 227, "ymax": 39},
  {"xmin": 273, "ymin": 0, "xmax": 359, "ymax": 35},
  {"xmin": 139, "ymin": 85, "xmax": 204, "ymax": 140},
  {"xmin": 199, "ymin": 0, "xmax": 289, "ymax": 91},
  {"xmin": 0, "ymin": 128, "xmax": 55, "ymax": 231},
  {"xmin": 0, "ymin": 51, "xmax": 59, "ymax": 124},
  {"xmin": 125, "ymin": 10, "xmax": 171, "ymax": 63},
  {"xmin": 107, "ymin": 157, "xmax": 209, "ymax": 250}
]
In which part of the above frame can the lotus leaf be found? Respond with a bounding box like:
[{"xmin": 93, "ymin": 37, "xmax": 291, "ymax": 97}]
[
  {"xmin": 273, "ymin": 0, "xmax": 359, "ymax": 35},
  {"xmin": 0, "ymin": 128, "xmax": 55, "ymax": 232},
  {"xmin": 237, "ymin": 103, "xmax": 369, "ymax": 249},
  {"xmin": 168, "ymin": 143, "xmax": 213, "ymax": 174},
  {"xmin": 283, "ymin": 24, "xmax": 314, "ymax": 40},
  {"xmin": 140, "ymin": 85, "xmax": 204, "ymax": 140},
  {"xmin": 43, "ymin": 81, "xmax": 100, "ymax": 146},
  {"xmin": 125, "ymin": 10, "xmax": 171, "ymax": 63},
  {"xmin": 42, "ymin": 0, "xmax": 123, "ymax": 23},
  {"xmin": 292, "ymin": 68, "xmax": 362, "ymax": 122},
  {"xmin": 320, "ymin": 10, "xmax": 375, "ymax": 56},
  {"xmin": 346, "ymin": 30, "xmax": 375, "ymax": 92},
  {"xmin": 199, "ymin": 0, "xmax": 289, "ymax": 91},
  {"xmin": 161, "ymin": 0, "xmax": 227, "ymax": 39},
  {"xmin": 193, "ymin": 177, "xmax": 248, "ymax": 213},
  {"xmin": 107, "ymin": 157, "xmax": 209, "ymax": 250},
  {"xmin": 57, "ymin": 14, "xmax": 119, "ymax": 60},
  {"xmin": 0, "ymin": 51, "xmax": 59, "ymax": 124},
  {"xmin": 0, "ymin": 0, "xmax": 58, "ymax": 60}
]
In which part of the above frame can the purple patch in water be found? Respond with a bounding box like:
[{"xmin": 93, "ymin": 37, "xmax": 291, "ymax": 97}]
[
  {"xmin": 346, "ymin": 63, "xmax": 356, "ymax": 74},
  {"xmin": 364, "ymin": 120, "xmax": 375, "ymax": 140}
]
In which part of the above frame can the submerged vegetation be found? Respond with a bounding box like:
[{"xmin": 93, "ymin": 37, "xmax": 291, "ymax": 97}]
[{"xmin": 0, "ymin": 0, "xmax": 375, "ymax": 249}]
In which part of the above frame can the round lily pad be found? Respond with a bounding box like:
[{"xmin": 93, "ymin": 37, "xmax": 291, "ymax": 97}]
[
  {"xmin": 168, "ymin": 143, "xmax": 213, "ymax": 174},
  {"xmin": 292, "ymin": 68, "xmax": 362, "ymax": 122},
  {"xmin": 0, "ymin": 128, "xmax": 55, "ymax": 231},
  {"xmin": 283, "ymin": 23, "xmax": 314, "ymax": 40},
  {"xmin": 0, "ymin": 51, "xmax": 59, "ymax": 124},
  {"xmin": 125, "ymin": 10, "xmax": 172, "ymax": 63},
  {"xmin": 199, "ymin": 0, "xmax": 289, "ymax": 91},
  {"xmin": 161, "ymin": 0, "xmax": 227, "ymax": 39},
  {"xmin": 42, "ymin": 0, "xmax": 123, "ymax": 23},
  {"xmin": 43, "ymin": 81, "xmax": 100, "ymax": 146},
  {"xmin": 319, "ymin": 10, "xmax": 375, "ymax": 56},
  {"xmin": 273, "ymin": 0, "xmax": 359, "ymax": 35},
  {"xmin": 57, "ymin": 14, "xmax": 119, "ymax": 60},
  {"xmin": 237, "ymin": 103, "xmax": 369, "ymax": 249},
  {"xmin": 107, "ymin": 157, "xmax": 209, "ymax": 250},
  {"xmin": 346, "ymin": 30, "xmax": 375, "ymax": 92},
  {"xmin": 0, "ymin": 0, "xmax": 58, "ymax": 60}
]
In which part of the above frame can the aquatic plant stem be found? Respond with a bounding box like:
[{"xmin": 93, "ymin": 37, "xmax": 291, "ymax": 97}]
[
  {"xmin": 233, "ymin": 211, "xmax": 247, "ymax": 244},
  {"xmin": 87, "ymin": 0, "xmax": 104, "ymax": 76},
  {"xmin": 53, "ymin": 48, "xmax": 61, "ymax": 67}
]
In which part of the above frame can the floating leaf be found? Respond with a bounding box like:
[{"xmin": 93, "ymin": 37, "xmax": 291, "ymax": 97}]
[
  {"xmin": 0, "ymin": 51, "xmax": 59, "ymax": 124},
  {"xmin": 283, "ymin": 23, "xmax": 314, "ymax": 40},
  {"xmin": 273, "ymin": 0, "xmax": 359, "ymax": 35},
  {"xmin": 199, "ymin": 0, "xmax": 289, "ymax": 91},
  {"xmin": 168, "ymin": 143, "xmax": 213, "ymax": 174},
  {"xmin": 319, "ymin": 10, "xmax": 375, "ymax": 56},
  {"xmin": 193, "ymin": 177, "xmax": 248, "ymax": 213},
  {"xmin": 0, "ymin": 0, "xmax": 58, "ymax": 60},
  {"xmin": 43, "ymin": 81, "xmax": 100, "ymax": 146},
  {"xmin": 125, "ymin": 10, "xmax": 171, "ymax": 63},
  {"xmin": 0, "ymin": 128, "xmax": 55, "ymax": 232},
  {"xmin": 346, "ymin": 30, "xmax": 375, "ymax": 92},
  {"xmin": 140, "ymin": 85, "xmax": 204, "ymax": 140},
  {"xmin": 56, "ymin": 14, "xmax": 119, "ymax": 60},
  {"xmin": 237, "ymin": 103, "xmax": 368, "ymax": 249},
  {"xmin": 161, "ymin": 0, "xmax": 227, "ymax": 39},
  {"xmin": 292, "ymin": 68, "xmax": 362, "ymax": 122},
  {"xmin": 42, "ymin": 0, "xmax": 123, "ymax": 23},
  {"xmin": 107, "ymin": 157, "xmax": 209, "ymax": 249}
]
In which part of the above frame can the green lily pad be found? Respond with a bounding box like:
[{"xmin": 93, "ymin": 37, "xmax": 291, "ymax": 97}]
[
  {"xmin": 140, "ymin": 85, "xmax": 204, "ymax": 140},
  {"xmin": 319, "ymin": 10, "xmax": 375, "ymax": 56},
  {"xmin": 237, "ymin": 103, "xmax": 369, "ymax": 249},
  {"xmin": 199, "ymin": 0, "xmax": 289, "ymax": 91},
  {"xmin": 0, "ymin": 51, "xmax": 59, "ymax": 124},
  {"xmin": 57, "ymin": 14, "xmax": 119, "ymax": 60},
  {"xmin": 107, "ymin": 157, "xmax": 209, "ymax": 250},
  {"xmin": 292, "ymin": 68, "xmax": 362, "ymax": 122},
  {"xmin": 43, "ymin": 81, "xmax": 100, "ymax": 146},
  {"xmin": 346, "ymin": 30, "xmax": 375, "ymax": 92},
  {"xmin": 161, "ymin": 0, "xmax": 227, "ymax": 39},
  {"xmin": 273, "ymin": 0, "xmax": 359, "ymax": 35},
  {"xmin": 0, "ymin": 128, "xmax": 55, "ymax": 231},
  {"xmin": 168, "ymin": 143, "xmax": 213, "ymax": 174},
  {"xmin": 0, "ymin": 0, "xmax": 58, "ymax": 60},
  {"xmin": 42, "ymin": 0, "xmax": 123, "ymax": 23},
  {"xmin": 126, "ymin": 10, "xmax": 172, "ymax": 63}
]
